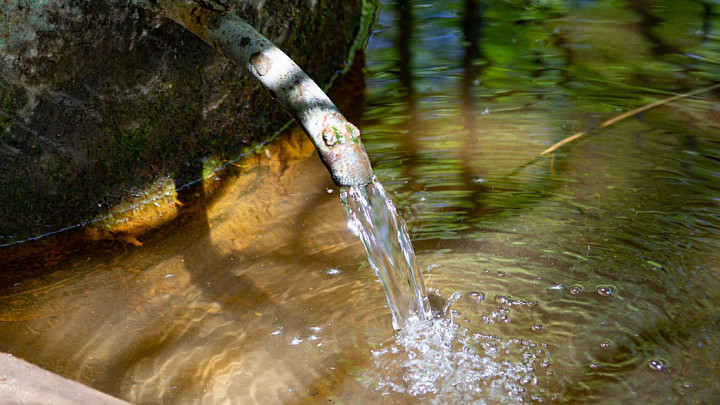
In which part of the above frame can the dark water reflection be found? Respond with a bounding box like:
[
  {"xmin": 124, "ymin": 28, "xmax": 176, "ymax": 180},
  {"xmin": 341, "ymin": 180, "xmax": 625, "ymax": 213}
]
[{"xmin": 1, "ymin": 0, "xmax": 720, "ymax": 403}]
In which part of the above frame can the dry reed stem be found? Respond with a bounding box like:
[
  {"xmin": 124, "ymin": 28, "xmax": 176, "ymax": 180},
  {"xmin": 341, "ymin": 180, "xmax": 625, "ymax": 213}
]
[{"xmin": 539, "ymin": 83, "xmax": 720, "ymax": 156}]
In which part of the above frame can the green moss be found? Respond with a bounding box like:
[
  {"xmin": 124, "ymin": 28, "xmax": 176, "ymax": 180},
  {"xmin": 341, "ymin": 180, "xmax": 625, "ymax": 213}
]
[
  {"xmin": 117, "ymin": 123, "xmax": 151, "ymax": 161},
  {"xmin": 0, "ymin": 90, "xmax": 17, "ymax": 139},
  {"xmin": 332, "ymin": 126, "xmax": 343, "ymax": 144}
]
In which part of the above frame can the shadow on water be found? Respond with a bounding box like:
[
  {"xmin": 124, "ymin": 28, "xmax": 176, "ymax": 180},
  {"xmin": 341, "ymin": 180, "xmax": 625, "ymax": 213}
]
[{"xmin": 0, "ymin": 128, "xmax": 394, "ymax": 403}]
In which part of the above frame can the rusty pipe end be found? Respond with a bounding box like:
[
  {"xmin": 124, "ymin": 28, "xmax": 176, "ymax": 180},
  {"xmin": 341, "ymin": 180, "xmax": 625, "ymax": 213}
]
[{"xmin": 318, "ymin": 121, "xmax": 373, "ymax": 187}]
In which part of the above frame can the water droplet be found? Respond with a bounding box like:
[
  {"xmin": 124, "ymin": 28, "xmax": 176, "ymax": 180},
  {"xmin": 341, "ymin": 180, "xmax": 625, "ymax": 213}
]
[
  {"xmin": 596, "ymin": 285, "xmax": 614, "ymax": 296},
  {"xmin": 531, "ymin": 324, "xmax": 543, "ymax": 331},
  {"xmin": 600, "ymin": 339, "xmax": 612, "ymax": 349},
  {"xmin": 589, "ymin": 362, "xmax": 599, "ymax": 369},
  {"xmin": 497, "ymin": 271, "xmax": 506, "ymax": 277},
  {"xmin": 468, "ymin": 291, "xmax": 485, "ymax": 302},
  {"xmin": 648, "ymin": 358, "xmax": 667, "ymax": 371},
  {"xmin": 569, "ymin": 285, "xmax": 583, "ymax": 295}
]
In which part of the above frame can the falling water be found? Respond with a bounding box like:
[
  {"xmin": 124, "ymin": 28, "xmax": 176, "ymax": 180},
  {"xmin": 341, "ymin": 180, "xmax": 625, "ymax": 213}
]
[
  {"xmin": 341, "ymin": 179, "xmax": 550, "ymax": 401},
  {"xmin": 340, "ymin": 176, "xmax": 431, "ymax": 329}
]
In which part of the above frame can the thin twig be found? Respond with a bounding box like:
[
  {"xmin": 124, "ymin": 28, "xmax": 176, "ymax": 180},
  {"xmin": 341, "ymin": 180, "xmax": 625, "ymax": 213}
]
[{"xmin": 539, "ymin": 83, "xmax": 720, "ymax": 156}]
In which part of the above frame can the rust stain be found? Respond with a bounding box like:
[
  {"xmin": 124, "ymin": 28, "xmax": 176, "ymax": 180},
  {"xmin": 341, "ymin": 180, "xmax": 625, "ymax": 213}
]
[{"xmin": 250, "ymin": 52, "xmax": 271, "ymax": 76}]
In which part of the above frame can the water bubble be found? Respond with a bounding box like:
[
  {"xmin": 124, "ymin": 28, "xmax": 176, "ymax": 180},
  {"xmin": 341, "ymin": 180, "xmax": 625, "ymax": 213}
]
[
  {"xmin": 519, "ymin": 374, "xmax": 536, "ymax": 385},
  {"xmin": 588, "ymin": 362, "xmax": 599, "ymax": 369},
  {"xmin": 482, "ymin": 342, "xmax": 499, "ymax": 356},
  {"xmin": 569, "ymin": 285, "xmax": 583, "ymax": 295},
  {"xmin": 368, "ymin": 316, "xmax": 552, "ymax": 402},
  {"xmin": 648, "ymin": 358, "xmax": 668, "ymax": 371},
  {"xmin": 497, "ymin": 271, "xmax": 506, "ymax": 277},
  {"xmin": 600, "ymin": 339, "xmax": 612, "ymax": 349},
  {"xmin": 596, "ymin": 285, "xmax": 615, "ymax": 296},
  {"xmin": 449, "ymin": 291, "xmax": 462, "ymax": 303},
  {"xmin": 467, "ymin": 291, "xmax": 485, "ymax": 302},
  {"xmin": 531, "ymin": 324, "xmax": 543, "ymax": 331}
]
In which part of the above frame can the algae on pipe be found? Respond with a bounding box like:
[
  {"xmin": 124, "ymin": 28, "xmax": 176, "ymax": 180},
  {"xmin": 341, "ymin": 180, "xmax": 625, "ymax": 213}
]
[{"xmin": 157, "ymin": 0, "xmax": 373, "ymax": 187}]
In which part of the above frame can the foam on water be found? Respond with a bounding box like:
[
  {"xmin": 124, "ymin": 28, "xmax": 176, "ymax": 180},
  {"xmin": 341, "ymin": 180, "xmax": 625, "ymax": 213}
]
[{"xmin": 366, "ymin": 291, "xmax": 552, "ymax": 404}]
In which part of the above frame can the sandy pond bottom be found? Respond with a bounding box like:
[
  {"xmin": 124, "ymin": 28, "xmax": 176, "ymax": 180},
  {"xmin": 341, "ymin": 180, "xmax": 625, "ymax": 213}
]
[{"xmin": 1, "ymin": 126, "xmax": 719, "ymax": 404}]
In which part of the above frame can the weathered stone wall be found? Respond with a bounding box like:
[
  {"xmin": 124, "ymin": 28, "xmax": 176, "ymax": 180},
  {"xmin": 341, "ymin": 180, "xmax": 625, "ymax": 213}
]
[{"xmin": 0, "ymin": 0, "xmax": 365, "ymax": 244}]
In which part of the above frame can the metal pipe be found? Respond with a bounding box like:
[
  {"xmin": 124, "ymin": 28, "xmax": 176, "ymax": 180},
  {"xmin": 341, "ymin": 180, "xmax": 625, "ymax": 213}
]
[{"xmin": 156, "ymin": 0, "xmax": 374, "ymax": 187}]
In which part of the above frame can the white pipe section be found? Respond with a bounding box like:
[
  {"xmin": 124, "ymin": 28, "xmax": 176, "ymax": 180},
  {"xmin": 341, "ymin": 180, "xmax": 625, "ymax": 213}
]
[{"xmin": 158, "ymin": 0, "xmax": 373, "ymax": 186}]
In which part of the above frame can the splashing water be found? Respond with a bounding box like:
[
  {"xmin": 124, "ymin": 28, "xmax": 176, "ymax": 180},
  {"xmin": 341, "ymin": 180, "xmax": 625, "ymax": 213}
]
[
  {"xmin": 341, "ymin": 176, "xmax": 431, "ymax": 329},
  {"xmin": 368, "ymin": 307, "xmax": 551, "ymax": 403},
  {"xmin": 342, "ymin": 179, "xmax": 551, "ymax": 401}
]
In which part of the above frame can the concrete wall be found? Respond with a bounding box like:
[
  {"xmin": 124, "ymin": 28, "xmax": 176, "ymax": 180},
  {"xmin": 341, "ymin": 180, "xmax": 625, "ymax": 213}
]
[{"xmin": 0, "ymin": 0, "xmax": 367, "ymax": 245}]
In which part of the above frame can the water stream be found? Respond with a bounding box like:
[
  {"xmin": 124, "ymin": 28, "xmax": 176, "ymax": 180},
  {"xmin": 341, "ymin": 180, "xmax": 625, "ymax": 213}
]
[
  {"xmin": 341, "ymin": 176, "xmax": 430, "ymax": 329},
  {"xmin": 341, "ymin": 179, "xmax": 555, "ymax": 401}
]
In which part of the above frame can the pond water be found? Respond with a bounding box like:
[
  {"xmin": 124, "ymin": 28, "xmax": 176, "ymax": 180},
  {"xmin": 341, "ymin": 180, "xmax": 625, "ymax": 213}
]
[{"xmin": 2, "ymin": 0, "xmax": 720, "ymax": 403}]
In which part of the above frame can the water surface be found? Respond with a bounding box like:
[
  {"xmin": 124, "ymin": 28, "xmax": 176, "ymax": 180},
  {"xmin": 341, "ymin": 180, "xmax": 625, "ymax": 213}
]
[{"xmin": 2, "ymin": 0, "xmax": 720, "ymax": 403}]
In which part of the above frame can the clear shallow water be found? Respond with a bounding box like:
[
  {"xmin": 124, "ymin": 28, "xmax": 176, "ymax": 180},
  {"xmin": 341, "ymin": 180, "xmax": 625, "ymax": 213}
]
[{"xmin": 2, "ymin": 0, "xmax": 720, "ymax": 403}]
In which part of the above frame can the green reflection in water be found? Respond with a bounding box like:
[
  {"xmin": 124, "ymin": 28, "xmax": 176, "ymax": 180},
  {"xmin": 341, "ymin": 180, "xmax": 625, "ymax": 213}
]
[{"xmin": 362, "ymin": 0, "xmax": 720, "ymax": 402}]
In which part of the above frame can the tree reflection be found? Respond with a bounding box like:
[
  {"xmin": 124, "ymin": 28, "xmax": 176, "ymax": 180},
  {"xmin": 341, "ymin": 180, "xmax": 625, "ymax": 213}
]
[{"xmin": 459, "ymin": 0, "xmax": 492, "ymax": 219}]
